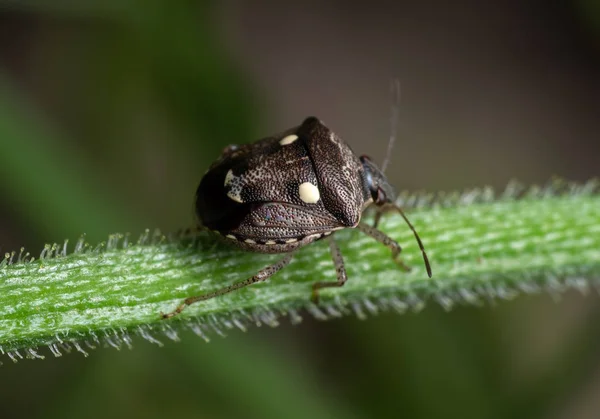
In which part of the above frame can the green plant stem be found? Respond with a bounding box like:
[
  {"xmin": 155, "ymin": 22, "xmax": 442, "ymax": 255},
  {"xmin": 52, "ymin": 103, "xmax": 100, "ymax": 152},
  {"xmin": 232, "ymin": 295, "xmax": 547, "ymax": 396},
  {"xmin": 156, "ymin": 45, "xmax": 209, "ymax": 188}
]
[{"xmin": 0, "ymin": 183, "xmax": 599, "ymax": 361}]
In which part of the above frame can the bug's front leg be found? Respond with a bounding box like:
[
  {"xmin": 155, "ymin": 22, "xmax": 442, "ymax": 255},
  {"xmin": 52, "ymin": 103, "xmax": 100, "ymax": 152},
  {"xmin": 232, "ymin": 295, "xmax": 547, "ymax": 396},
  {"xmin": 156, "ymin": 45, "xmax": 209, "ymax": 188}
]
[
  {"xmin": 161, "ymin": 252, "xmax": 295, "ymax": 319},
  {"xmin": 311, "ymin": 236, "xmax": 348, "ymax": 303},
  {"xmin": 372, "ymin": 209, "xmax": 384, "ymax": 228},
  {"xmin": 371, "ymin": 203, "xmax": 397, "ymax": 228},
  {"xmin": 357, "ymin": 222, "xmax": 411, "ymax": 272}
]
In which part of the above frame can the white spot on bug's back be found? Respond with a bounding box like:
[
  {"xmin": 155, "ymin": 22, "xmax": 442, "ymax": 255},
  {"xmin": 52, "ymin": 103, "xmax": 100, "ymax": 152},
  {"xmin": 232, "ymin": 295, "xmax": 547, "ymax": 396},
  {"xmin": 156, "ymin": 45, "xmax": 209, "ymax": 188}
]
[
  {"xmin": 298, "ymin": 182, "xmax": 320, "ymax": 204},
  {"xmin": 279, "ymin": 134, "xmax": 298, "ymax": 146},
  {"xmin": 265, "ymin": 240, "xmax": 276, "ymax": 245},
  {"xmin": 226, "ymin": 234, "xmax": 236, "ymax": 240},
  {"xmin": 245, "ymin": 239, "xmax": 256, "ymax": 244},
  {"xmin": 224, "ymin": 169, "xmax": 235, "ymax": 186},
  {"xmin": 227, "ymin": 190, "xmax": 244, "ymax": 203},
  {"xmin": 285, "ymin": 238, "xmax": 298, "ymax": 243}
]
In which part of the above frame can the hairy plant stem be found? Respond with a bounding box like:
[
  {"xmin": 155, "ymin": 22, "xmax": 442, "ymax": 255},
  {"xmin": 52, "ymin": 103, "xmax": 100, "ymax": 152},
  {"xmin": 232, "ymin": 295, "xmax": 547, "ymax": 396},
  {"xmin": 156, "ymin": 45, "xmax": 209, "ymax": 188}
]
[{"xmin": 0, "ymin": 181, "xmax": 599, "ymax": 361}]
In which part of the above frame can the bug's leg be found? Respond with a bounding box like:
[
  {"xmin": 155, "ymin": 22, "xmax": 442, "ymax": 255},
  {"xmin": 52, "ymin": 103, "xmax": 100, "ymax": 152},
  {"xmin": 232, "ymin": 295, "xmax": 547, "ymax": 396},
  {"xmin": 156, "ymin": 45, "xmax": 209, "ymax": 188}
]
[
  {"xmin": 372, "ymin": 202, "xmax": 395, "ymax": 228},
  {"xmin": 161, "ymin": 252, "xmax": 295, "ymax": 319},
  {"xmin": 311, "ymin": 236, "xmax": 348, "ymax": 304},
  {"xmin": 357, "ymin": 222, "xmax": 411, "ymax": 272},
  {"xmin": 372, "ymin": 209, "xmax": 384, "ymax": 228}
]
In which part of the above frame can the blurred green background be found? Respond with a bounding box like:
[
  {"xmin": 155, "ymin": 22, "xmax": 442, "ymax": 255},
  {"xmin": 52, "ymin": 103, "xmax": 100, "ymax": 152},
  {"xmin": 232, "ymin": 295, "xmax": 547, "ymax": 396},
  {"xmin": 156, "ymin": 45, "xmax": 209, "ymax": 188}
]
[{"xmin": 0, "ymin": 1, "xmax": 599, "ymax": 418}]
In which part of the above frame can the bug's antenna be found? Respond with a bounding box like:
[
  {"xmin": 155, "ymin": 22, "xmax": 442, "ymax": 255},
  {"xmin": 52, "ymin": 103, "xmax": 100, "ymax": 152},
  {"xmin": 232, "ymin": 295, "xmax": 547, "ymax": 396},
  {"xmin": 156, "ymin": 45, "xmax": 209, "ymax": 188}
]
[
  {"xmin": 396, "ymin": 205, "xmax": 432, "ymax": 278},
  {"xmin": 381, "ymin": 78, "xmax": 401, "ymax": 174}
]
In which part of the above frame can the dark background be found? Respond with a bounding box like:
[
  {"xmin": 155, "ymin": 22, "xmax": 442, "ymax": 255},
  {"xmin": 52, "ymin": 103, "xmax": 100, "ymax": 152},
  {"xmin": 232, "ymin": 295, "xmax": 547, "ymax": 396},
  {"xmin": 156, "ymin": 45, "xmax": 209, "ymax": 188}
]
[{"xmin": 0, "ymin": 1, "xmax": 598, "ymax": 418}]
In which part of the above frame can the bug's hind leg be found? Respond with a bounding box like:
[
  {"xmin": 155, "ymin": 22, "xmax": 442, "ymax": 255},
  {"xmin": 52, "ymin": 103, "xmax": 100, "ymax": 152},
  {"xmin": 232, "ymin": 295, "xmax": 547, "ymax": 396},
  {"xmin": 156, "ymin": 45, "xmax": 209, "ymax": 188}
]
[
  {"xmin": 311, "ymin": 236, "xmax": 348, "ymax": 304},
  {"xmin": 161, "ymin": 252, "xmax": 295, "ymax": 319},
  {"xmin": 357, "ymin": 222, "xmax": 412, "ymax": 272}
]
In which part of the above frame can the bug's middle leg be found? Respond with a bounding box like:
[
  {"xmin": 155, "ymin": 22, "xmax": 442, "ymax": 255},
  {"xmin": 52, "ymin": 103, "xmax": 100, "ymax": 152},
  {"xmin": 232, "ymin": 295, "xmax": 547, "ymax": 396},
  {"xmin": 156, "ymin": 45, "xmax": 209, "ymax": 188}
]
[
  {"xmin": 162, "ymin": 252, "xmax": 295, "ymax": 319},
  {"xmin": 311, "ymin": 236, "xmax": 348, "ymax": 303},
  {"xmin": 357, "ymin": 222, "xmax": 411, "ymax": 272}
]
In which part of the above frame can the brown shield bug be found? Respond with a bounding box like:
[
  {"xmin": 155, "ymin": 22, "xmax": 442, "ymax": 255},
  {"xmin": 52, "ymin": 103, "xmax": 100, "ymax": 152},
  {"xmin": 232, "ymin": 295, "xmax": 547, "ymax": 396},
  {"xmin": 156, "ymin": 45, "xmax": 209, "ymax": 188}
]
[{"xmin": 162, "ymin": 85, "xmax": 432, "ymax": 319}]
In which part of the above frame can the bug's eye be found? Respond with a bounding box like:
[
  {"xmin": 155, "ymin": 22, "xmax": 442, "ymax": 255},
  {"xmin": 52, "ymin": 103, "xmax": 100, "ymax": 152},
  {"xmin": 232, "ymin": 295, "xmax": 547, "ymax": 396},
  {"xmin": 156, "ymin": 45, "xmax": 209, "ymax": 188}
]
[{"xmin": 375, "ymin": 187, "xmax": 387, "ymax": 205}]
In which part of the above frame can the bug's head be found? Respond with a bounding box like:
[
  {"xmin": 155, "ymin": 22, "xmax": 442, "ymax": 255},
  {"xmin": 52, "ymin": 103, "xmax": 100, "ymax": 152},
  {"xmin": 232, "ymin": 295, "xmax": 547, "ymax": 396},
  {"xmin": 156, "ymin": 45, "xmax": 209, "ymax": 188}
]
[{"xmin": 360, "ymin": 154, "xmax": 397, "ymax": 206}]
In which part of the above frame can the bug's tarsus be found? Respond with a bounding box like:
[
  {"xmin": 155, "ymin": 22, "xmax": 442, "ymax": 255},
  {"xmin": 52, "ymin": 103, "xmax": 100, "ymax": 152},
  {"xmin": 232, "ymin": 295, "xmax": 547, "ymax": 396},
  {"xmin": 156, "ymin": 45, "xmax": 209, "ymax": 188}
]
[
  {"xmin": 310, "ymin": 236, "xmax": 348, "ymax": 303},
  {"xmin": 160, "ymin": 304, "xmax": 187, "ymax": 320},
  {"xmin": 161, "ymin": 252, "xmax": 295, "ymax": 319}
]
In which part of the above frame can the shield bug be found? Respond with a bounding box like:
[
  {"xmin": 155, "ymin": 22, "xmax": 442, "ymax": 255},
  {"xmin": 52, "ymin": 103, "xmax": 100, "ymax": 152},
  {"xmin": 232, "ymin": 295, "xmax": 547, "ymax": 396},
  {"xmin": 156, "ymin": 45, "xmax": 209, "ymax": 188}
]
[{"xmin": 162, "ymin": 88, "xmax": 432, "ymax": 320}]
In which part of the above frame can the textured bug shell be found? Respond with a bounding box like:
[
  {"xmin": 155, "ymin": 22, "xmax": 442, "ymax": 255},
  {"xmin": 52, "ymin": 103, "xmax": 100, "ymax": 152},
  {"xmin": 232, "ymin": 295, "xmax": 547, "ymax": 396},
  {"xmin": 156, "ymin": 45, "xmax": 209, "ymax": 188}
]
[
  {"xmin": 195, "ymin": 117, "xmax": 370, "ymax": 253},
  {"xmin": 297, "ymin": 117, "xmax": 367, "ymax": 226}
]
